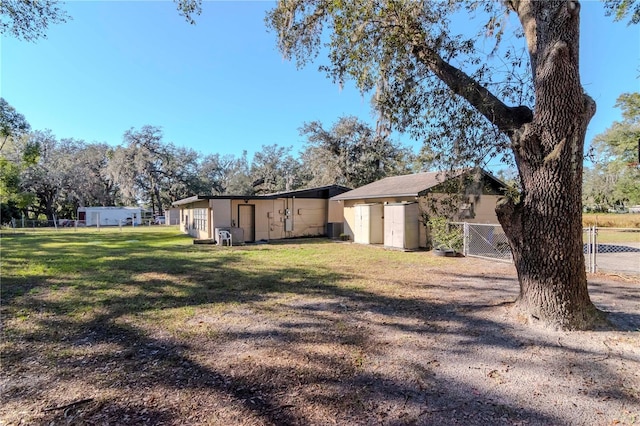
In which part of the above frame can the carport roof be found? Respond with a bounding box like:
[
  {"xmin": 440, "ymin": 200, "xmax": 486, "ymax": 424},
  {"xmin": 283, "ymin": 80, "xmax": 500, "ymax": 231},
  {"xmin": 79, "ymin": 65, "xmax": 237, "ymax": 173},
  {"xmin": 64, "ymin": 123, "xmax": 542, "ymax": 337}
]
[{"xmin": 172, "ymin": 184, "xmax": 352, "ymax": 207}]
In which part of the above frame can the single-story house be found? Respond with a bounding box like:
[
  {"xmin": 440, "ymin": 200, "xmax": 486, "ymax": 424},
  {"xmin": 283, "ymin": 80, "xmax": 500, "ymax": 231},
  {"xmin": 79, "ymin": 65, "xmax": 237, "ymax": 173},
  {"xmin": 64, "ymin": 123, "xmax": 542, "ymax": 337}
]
[
  {"xmin": 77, "ymin": 206, "xmax": 143, "ymax": 226},
  {"xmin": 172, "ymin": 185, "xmax": 351, "ymax": 243},
  {"xmin": 330, "ymin": 169, "xmax": 508, "ymax": 249}
]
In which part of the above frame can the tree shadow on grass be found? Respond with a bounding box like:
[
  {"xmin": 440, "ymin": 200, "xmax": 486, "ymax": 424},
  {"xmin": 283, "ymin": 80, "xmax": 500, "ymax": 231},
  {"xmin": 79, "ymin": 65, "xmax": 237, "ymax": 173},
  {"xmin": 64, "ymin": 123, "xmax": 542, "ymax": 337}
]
[{"xmin": 2, "ymin": 238, "xmax": 638, "ymax": 424}]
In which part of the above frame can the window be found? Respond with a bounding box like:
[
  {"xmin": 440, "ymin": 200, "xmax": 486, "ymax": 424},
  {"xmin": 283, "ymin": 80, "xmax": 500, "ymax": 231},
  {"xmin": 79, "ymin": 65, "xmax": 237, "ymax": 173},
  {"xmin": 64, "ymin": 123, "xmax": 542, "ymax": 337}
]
[{"xmin": 193, "ymin": 208, "xmax": 207, "ymax": 231}]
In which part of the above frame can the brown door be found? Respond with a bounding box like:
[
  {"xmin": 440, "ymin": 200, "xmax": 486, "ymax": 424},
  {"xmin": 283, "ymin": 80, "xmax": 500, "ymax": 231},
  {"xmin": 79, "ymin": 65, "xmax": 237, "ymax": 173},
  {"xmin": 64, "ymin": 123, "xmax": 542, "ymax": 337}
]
[{"xmin": 238, "ymin": 204, "xmax": 255, "ymax": 242}]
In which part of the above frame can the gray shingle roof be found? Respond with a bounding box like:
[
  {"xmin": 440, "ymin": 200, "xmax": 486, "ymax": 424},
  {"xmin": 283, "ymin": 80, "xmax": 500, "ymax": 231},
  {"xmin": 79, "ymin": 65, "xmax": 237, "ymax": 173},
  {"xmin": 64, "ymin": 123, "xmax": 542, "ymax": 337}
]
[{"xmin": 331, "ymin": 171, "xmax": 460, "ymax": 201}]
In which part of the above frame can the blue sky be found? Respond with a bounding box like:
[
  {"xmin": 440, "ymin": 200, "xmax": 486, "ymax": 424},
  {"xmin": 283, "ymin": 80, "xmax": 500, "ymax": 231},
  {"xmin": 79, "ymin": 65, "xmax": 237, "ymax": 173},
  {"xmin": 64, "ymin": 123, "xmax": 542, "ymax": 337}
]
[{"xmin": 1, "ymin": 1, "xmax": 638, "ymax": 167}]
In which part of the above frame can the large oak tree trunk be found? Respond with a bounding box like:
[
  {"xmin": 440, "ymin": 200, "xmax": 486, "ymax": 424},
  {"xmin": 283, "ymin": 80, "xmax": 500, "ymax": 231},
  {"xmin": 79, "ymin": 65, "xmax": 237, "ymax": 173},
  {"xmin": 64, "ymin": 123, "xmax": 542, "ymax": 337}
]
[
  {"xmin": 269, "ymin": 0, "xmax": 611, "ymax": 329},
  {"xmin": 497, "ymin": 130, "xmax": 603, "ymax": 329},
  {"xmin": 496, "ymin": 0, "xmax": 603, "ymax": 329}
]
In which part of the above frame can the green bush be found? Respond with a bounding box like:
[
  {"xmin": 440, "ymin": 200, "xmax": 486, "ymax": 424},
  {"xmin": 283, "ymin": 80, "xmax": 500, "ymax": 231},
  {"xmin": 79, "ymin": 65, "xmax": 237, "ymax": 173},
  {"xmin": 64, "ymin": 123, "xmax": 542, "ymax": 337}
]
[{"xmin": 428, "ymin": 217, "xmax": 463, "ymax": 252}]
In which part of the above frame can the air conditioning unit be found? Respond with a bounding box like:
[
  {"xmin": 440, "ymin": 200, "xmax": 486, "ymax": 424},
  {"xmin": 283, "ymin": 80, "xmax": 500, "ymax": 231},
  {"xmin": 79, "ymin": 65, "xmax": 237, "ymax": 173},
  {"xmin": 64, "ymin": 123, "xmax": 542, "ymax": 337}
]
[{"xmin": 326, "ymin": 222, "xmax": 343, "ymax": 239}]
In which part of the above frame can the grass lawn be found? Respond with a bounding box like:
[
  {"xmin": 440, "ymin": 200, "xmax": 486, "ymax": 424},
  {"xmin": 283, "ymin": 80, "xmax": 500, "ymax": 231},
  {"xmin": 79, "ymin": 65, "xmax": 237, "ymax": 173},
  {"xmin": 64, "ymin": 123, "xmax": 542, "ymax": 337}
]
[
  {"xmin": 587, "ymin": 229, "xmax": 640, "ymax": 244},
  {"xmin": 2, "ymin": 228, "xmax": 639, "ymax": 425},
  {"xmin": 1, "ymin": 227, "xmax": 454, "ymax": 323}
]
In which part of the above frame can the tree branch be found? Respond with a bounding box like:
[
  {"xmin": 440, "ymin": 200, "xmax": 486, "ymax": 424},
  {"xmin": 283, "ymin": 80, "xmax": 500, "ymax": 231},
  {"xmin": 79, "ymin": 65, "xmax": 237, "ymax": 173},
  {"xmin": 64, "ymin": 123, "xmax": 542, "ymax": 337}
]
[{"xmin": 409, "ymin": 28, "xmax": 532, "ymax": 136}]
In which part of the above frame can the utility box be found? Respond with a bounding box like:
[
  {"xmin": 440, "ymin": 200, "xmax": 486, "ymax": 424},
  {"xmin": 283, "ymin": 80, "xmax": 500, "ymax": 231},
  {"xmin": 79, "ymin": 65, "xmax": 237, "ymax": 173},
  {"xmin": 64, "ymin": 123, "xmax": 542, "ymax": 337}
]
[
  {"xmin": 384, "ymin": 203, "xmax": 420, "ymax": 250},
  {"xmin": 284, "ymin": 218, "xmax": 293, "ymax": 232},
  {"xmin": 354, "ymin": 203, "xmax": 384, "ymax": 244}
]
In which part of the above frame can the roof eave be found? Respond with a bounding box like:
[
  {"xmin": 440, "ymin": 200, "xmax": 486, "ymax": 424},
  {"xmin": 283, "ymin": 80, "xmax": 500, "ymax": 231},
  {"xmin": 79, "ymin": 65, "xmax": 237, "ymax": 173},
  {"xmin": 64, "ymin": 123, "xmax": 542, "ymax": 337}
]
[
  {"xmin": 172, "ymin": 195, "xmax": 207, "ymax": 206},
  {"xmin": 332, "ymin": 192, "xmax": 420, "ymax": 201}
]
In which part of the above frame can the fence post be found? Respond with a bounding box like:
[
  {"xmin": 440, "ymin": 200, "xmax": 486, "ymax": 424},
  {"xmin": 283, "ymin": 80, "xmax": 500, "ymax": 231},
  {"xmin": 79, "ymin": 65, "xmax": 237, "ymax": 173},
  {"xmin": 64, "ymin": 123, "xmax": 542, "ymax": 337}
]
[
  {"xmin": 592, "ymin": 226, "xmax": 598, "ymax": 273},
  {"xmin": 587, "ymin": 226, "xmax": 591, "ymax": 273},
  {"xmin": 463, "ymin": 222, "xmax": 469, "ymax": 257},
  {"xmin": 586, "ymin": 225, "xmax": 598, "ymax": 274}
]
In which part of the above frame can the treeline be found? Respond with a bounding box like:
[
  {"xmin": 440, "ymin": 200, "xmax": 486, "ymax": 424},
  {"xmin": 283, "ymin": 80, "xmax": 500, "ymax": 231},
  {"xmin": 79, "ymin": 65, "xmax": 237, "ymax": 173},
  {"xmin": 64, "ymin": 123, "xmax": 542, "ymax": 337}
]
[
  {"xmin": 5, "ymin": 90, "xmax": 635, "ymax": 223},
  {"xmin": 583, "ymin": 92, "xmax": 640, "ymax": 212},
  {"xmin": 1, "ymin": 100, "xmax": 426, "ymax": 222}
]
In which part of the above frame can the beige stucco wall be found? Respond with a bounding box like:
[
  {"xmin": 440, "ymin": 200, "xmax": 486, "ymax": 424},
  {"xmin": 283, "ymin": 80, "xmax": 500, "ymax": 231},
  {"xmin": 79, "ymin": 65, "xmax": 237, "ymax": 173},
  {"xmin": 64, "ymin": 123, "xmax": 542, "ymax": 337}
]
[
  {"xmin": 291, "ymin": 198, "xmax": 328, "ymax": 237},
  {"xmin": 178, "ymin": 200, "xmax": 210, "ymax": 240},
  {"xmin": 338, "ymin": 193, "xmax": 500, "ymax": 247},
  {"xmin": 255, "ymin": 200, "xmax": 277, "ymax": 241},
  {"xmin": 468, "ymin": 194, "xmax": 500, "ymax": 223},
  {"xmin": 228, "ymin": 198, "xmax": 332, "ymax": 242},
  {"xmin": 211, "ymin": 199, "xmax": 232, "ymax": 229},
  {"xmin": 416, "ymin": 194, "xmax": 500, "ymax": 224},
  {"xmin": 327, "ymin": 200, "xmax": 344, "ymax": 223},
  {"xmin": 343, "ymin": 205, "xmax": 355, "ymax": 239},
  {"xmin": 179, "ymin": 195, "xmax": 347, "ymax": 243}
]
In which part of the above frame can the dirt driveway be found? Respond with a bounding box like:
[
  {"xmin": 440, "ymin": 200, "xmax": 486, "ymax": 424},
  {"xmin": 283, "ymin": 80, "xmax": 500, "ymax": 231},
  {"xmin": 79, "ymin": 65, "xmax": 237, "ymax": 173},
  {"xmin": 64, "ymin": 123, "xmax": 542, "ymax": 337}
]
[
  {"xmin": 595, "ymin": 242, "xmax": 640, "ymax": 276},
  {"xmin": 2, "ymin": 247, "xmax": 639, "ymax": 425}
]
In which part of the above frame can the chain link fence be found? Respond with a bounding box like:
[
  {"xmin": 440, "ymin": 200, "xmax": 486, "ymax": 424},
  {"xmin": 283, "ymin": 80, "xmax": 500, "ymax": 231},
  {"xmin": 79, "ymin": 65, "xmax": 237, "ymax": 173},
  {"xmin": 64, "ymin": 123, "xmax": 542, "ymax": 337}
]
[
  {"xmin": 464, "ymin": 223, "xmax": 512, "ymax": 262},
  {"xmin": 583, "ymin": 227, "xmax": 640, "ymax": 275},
  {"xmin": 451, "ymin": 222, "xmax": 639, "ymax": 275},
  {"xmin": 2, "ymin": 219, "xmax": 159, "ymax": 233},
  {"xmin": 449, "ymin": 222, "xmax": 512, "ymax": 262},
  {"xmin": 4, "ymin": 219, "xmax": 81, "ymax": 230}
]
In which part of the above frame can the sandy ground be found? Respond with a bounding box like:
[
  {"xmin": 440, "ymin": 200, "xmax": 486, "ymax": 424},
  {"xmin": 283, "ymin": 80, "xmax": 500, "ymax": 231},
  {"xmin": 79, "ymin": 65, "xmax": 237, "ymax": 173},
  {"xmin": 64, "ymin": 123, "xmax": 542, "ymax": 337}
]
[{"xmin": 2, "ymin": 257, "xmax": 639, "ymax": 425}]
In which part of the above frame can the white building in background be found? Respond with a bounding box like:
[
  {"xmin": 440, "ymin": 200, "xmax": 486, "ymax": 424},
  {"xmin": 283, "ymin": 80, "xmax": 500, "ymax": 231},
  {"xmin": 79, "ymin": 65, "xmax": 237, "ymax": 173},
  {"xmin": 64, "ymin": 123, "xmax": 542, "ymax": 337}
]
[{"xmin": 77, "ymin": 206, "xmax": 142, "ymax": 226}]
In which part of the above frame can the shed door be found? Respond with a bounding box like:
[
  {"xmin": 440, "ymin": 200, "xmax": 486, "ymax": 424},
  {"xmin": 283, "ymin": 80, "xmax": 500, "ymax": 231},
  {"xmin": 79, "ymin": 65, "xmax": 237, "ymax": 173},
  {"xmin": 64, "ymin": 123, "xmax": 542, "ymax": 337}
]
[
  {"xmin": 392, "ymin": 208, "xmax": 404, "ymax": 247},
  {"xmin": 238, "ymin": 204, "xmax": 255, "ymax": 242},
  {"xmin": 354, "ymin": 205, "xmax": 369, "ymax": 244},
  {"xmin": 384, "ymin": 206, "xmax": 404, "ymax": 248},
  {"xmin": 384, "ymin": 206, "xmax": 394, "ymax": 247}
]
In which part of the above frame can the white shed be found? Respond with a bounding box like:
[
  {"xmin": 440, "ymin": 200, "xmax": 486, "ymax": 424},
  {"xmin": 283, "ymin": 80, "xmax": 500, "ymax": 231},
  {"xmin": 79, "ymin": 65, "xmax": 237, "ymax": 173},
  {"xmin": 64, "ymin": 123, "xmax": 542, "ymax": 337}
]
[
  {"xmin": 384, "ymin": 203, "xmax": 420, "ymax": 250},
  {"xmin": 354, "ymin": 203, "xmax": 384, "ymax": 244},
  {"xmin": 78, "ymin": 207, "xmax": 142, "ymax": 226}
]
